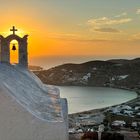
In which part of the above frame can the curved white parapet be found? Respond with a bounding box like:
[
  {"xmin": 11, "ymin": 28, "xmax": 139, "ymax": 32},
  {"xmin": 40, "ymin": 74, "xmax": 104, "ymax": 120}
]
[
  {"xmin": 0, "ymin": 63, "xmax": 65, "ymax": 122},
  {"xmin": 0, "ymin": 63, "xmax": 69, "ymax": 140}
]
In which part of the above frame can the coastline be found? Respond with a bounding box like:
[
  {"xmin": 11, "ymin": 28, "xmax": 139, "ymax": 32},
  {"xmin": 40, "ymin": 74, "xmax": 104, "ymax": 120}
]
[
  {"xmin": 69, "ymin": 87, "xmax": 140, "ymax": 120},
  {"xmin": 68, "ymin": 87, "xmax": 140, "ymax": 140}
]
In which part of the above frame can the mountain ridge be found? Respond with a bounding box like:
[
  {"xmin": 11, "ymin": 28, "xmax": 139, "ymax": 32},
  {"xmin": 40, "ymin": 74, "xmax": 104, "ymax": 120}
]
[{"xmin": 34, "ymin": 58, "xmax": 140, "ymax": 89}]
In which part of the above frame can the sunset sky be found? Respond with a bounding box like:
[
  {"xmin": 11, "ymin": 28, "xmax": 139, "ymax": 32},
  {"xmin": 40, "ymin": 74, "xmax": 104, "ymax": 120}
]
[{"xmin": 0, "ymin": 0, "xmax": 140, "ymax": 64}]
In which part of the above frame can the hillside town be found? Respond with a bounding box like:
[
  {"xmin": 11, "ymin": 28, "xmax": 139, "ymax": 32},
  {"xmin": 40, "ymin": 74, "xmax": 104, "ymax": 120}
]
[{"xmin": 68, "ymin": 93, "xmax": 140, "ymax": 140}]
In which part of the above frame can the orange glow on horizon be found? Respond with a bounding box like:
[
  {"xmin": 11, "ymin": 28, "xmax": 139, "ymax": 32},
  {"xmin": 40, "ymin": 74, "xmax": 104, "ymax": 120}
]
[
  {"xmin": 1, "ymin": 25, "xmax": 140, "ymax": 61},
  {"xmin": 0, "ymin": 14, "xmax": 140, "ymax": 61},
  {"xmin": 0, "ymin": 0, "xmax": 139, "ymax": 64}
]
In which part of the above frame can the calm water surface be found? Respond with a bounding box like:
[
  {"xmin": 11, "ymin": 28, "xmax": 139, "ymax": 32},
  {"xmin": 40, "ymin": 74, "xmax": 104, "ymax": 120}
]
[{"xmin": 58, "ymin": 86, "xmax": 137, "ymax": 114}]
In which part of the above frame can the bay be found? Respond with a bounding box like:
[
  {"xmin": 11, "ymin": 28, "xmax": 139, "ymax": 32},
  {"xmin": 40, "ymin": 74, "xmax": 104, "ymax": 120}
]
[{"xmin": 58, "ymin": 86, "xmax": 137, "ymax": 114}]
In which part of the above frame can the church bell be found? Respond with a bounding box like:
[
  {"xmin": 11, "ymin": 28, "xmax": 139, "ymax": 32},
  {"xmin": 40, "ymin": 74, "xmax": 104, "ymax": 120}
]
[{"xmin": 12, "ymin": 44, "xmax": 16, "ymax": 51}]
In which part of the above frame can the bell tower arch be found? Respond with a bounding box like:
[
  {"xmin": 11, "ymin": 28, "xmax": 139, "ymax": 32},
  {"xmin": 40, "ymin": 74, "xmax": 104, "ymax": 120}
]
[{"xmin": 0, "ymin": 26, "xmax": 28, "ymax": 67}]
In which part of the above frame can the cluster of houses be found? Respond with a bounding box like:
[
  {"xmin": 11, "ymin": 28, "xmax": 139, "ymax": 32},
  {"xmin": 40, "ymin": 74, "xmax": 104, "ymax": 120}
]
[
  {"xmin": 107, "ymin": 105, "xmax": 140, "ymax": 117},
  {"xmin": 69, "ymin": 104, "xmax": 140, "ymax": 134},
  {"xmin": 105, "ymin": 104, "xmax": 140, "ymax": 130}
]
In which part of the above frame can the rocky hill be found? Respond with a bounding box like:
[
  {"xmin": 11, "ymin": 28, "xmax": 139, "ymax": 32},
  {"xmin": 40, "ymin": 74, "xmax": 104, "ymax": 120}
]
[{"xmin": 34, "ymin": 58, "xmax": 140, "ymax": 89}]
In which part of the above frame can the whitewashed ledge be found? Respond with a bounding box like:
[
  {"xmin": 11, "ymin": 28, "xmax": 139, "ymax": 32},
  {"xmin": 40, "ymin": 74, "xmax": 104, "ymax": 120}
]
[{"xmin": 0, "ymin": 64, "xmax": 69, "ymax": 140}]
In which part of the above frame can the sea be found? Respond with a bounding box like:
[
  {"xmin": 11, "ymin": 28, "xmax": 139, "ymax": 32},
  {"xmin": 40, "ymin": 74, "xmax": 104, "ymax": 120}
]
[
  {"xmin": 58, "ymin": 86, "xmax": 137, "ymax": 114},
  {"xmin": 29, "ymin": 55, "xmax": 138, "ymax": 114}
]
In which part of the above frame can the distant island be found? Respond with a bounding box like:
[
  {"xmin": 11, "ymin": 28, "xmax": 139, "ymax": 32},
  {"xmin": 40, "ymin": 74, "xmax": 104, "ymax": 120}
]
[
  {"xmin": 33, "ymin": 58, "xmax": 140, "ymax": 90},
  {"xmin": 28, "ymin": 65, "xmax": 43, "ymax": 71}
]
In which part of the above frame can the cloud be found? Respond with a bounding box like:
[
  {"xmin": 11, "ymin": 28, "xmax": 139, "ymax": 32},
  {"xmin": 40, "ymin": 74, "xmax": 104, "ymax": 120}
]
[
  {"xmin": 47, "ymin": 33, "xmax": 113, "ymax": 42},
  {"xmin": 94, "ymin": 27, "xmax": 120, "ymax": 33},
  {"xmin": 49, "ymin": 33, "xmax": 80, "ymax": 39},
  {"xmin": 136, "ymin": 9, "xmax": 140, "ymax": 14},
  {"xmin": 115, "ymin": 12, "xmax": 127, "ymax": 18},
  {"xmin": 132, "ymin": 33, "xmax": 140, "ymax": 40},
  {"xmin": 87, "ymin": 17, "xmax": 132, "ymax": 26}
]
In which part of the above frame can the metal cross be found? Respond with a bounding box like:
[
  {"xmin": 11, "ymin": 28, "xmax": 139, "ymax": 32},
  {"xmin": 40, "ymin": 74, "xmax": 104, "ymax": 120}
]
[{"xmin": 10, "ymin": 26, "xmax": 18, "ymax": 35}]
